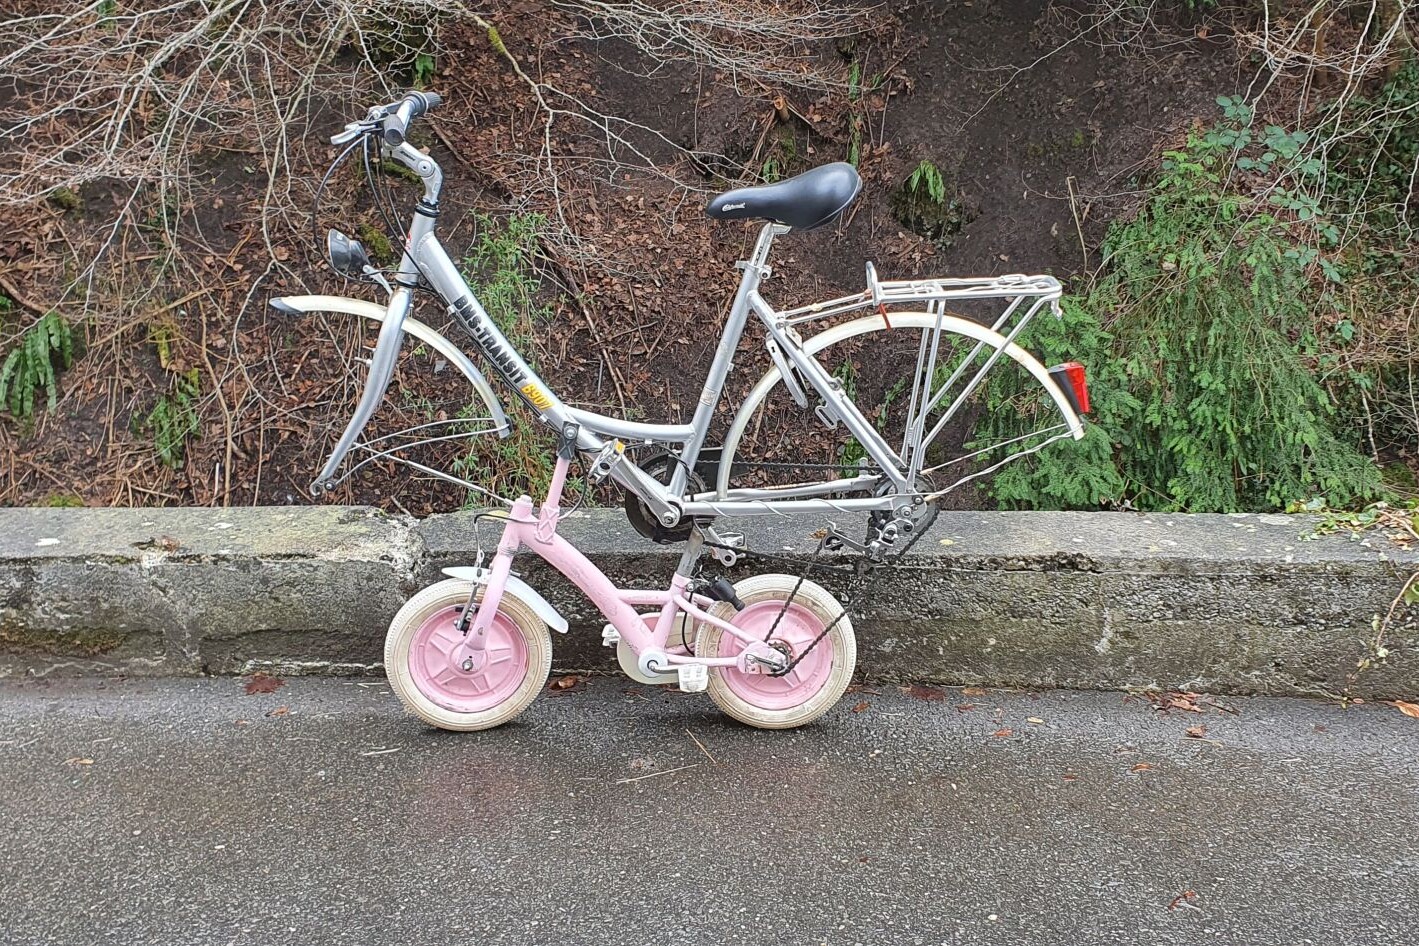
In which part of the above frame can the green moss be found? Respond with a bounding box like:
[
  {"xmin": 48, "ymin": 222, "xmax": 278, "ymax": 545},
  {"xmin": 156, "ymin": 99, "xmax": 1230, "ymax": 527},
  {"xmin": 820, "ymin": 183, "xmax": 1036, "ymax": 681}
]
[
  {"xmin": 379, "ymin": 160, "xmax": 423, "ymax": 186},
  {"xmin": 40, "ymin": 493, "xmax": 84, "ymax": 508},
  {"xmin": 356, "ymin": 222, "xmax": 396, "ymax": 267},
  {"xmin": 48, "ymin": 187, "xmax": 82, "ymax": 212},
  {"xmin": 0, "ymin": 621, "xmax": 128, "ymax": 657}
]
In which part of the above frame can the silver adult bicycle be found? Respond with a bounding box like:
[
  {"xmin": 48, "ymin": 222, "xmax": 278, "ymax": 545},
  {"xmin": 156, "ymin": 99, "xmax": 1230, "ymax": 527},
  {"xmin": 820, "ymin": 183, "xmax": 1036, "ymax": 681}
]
[{"xmin": 274, "ymin": 91, "xmax": 1091, "ymax": 565}]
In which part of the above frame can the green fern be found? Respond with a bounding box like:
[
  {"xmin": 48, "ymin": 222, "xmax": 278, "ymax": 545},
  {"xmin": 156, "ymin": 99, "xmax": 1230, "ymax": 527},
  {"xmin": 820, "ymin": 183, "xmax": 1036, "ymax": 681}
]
[
  {"xmin": 907, "ymin": 159, "xmax": 947, "ymax": 205},
  {"xmin": 976, "ymin": 107, "xmax": 1383, "ymax": 512},
  {"xmin": 0, "ymin": 311, "xmax": 75, "ymax": 421},
  {"xmin": 145, "ymin": 368, "xmax": 202, "ymax": 468}
]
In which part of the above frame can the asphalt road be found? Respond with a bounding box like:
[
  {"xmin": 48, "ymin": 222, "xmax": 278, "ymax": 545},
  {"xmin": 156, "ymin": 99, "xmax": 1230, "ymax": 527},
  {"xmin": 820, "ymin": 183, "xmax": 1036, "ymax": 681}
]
[{"xmin": 1, "ymin": 677, "xmax": 1416, "ymax": 946}]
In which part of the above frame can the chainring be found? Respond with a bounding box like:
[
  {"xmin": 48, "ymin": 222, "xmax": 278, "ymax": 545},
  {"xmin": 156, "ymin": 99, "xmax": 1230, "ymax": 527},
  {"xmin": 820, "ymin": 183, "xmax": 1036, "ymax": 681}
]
[{"xmin": 623, "ymin": 452, "xmax": 709, "ymax": 544}]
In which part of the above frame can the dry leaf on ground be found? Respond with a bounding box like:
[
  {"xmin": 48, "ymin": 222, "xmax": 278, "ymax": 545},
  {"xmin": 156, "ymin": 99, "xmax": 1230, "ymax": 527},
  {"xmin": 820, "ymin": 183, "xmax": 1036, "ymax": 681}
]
[
  {"xmin": 851, "ymin": 701, "xmax": 870, "ymax": 713},
  {"xmin": 243, "ymin": 673, "xmax": 283, "ymax": 695},
  {"xmin": 547, "ymin": 674, "xmax": 588, "ymax": 694},
  {"xmin": 1167, "ymin": 890, "xmax": 1199, "ymax": 910},
  {"xmin": 1185, "ymin": 725, "xmax": 1207, "ymax": 738},
  {"xmin": 1392, "ymin": 700, "xmax": 1419, "ymax": 719}
]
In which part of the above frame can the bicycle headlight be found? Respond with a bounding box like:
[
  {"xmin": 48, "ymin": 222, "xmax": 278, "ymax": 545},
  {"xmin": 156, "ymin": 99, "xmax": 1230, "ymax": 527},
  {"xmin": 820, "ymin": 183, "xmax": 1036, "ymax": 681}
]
[{"xmin": 326, "ymin": 228, "xmax": 371, "ymax": 278}]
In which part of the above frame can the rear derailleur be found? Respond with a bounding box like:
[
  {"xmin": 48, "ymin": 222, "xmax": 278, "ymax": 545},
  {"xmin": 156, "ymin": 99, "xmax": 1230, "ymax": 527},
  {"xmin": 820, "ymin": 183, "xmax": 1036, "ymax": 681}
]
[{"xmin": 824, "ymin": 498, "xmax": 936, "ymax": 572}]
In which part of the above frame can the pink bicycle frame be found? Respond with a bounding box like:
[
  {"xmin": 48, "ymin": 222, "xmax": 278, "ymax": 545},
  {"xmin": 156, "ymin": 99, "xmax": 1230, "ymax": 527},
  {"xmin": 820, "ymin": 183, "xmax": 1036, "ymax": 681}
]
[{"xmin": 456, "ymin": 458, "xmax": 774, "ymax": 671}]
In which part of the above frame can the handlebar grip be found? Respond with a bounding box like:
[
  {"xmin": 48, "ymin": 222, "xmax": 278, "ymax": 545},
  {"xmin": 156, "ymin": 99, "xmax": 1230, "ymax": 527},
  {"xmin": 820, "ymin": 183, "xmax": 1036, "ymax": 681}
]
[{"xmin": 381, "ymin": 90, "xmax": 441, "ymax": 146}]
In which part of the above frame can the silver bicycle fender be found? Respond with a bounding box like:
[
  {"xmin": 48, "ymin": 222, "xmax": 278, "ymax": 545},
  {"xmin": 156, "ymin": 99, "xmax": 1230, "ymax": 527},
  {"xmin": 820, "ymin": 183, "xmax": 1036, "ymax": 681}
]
[
  {"xmin": 717, "ymin": 311, "xmax": 1085, "ymax": 497},
  {"xmin": 270, "ymin": 294, "xmax": 510, "ymax": 438},
  {"xmin": 440, "ymin": 566, "xmax": 569, "ymax": 633}
]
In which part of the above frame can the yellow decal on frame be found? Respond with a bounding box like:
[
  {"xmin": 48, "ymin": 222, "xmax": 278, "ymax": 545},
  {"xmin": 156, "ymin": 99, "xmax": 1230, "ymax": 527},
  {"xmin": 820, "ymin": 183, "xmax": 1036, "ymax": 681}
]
[{"xmin": 520, "ymin": 383, "xmax": 553, "ymax": 411}]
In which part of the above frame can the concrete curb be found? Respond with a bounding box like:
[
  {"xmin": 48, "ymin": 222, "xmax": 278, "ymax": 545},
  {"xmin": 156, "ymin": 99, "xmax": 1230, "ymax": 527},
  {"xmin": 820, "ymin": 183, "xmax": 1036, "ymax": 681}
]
[{"xmin": 1, "ymin": 506, "xmax": 1415, "ymax": 698}]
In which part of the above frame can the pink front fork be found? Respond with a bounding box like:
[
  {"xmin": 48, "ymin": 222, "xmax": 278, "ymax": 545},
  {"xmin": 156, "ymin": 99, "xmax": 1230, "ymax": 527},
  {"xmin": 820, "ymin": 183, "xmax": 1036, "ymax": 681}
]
[{"xmin": 463, "ymin": 457, "xmax": 657, "ymax": 655}]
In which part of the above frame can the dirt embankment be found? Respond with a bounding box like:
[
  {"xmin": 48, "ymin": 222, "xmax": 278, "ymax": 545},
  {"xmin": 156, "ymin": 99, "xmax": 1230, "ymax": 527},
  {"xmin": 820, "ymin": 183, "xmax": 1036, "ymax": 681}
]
[{"xmin": 0, "ymin": 0, "xmax": 1235, "ymax": 512}]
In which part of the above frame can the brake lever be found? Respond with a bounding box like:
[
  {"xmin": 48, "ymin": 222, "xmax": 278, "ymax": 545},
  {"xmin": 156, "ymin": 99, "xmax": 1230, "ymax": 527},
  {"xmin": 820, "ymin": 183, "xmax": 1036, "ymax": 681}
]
[{"xmin": 330, "ymin": 119, "xmax": 379, "ymax": 146}]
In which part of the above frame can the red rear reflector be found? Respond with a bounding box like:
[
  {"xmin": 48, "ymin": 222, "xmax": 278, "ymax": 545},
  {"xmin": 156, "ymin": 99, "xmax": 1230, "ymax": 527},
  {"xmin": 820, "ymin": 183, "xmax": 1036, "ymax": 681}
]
[
  {"xmin": 1061, "ymin": 361, "xmax": 1089, "ymax": 414},
  {"xmin": 1049, "ymin": 361, "xmax": 1090, "ymax": 415}
]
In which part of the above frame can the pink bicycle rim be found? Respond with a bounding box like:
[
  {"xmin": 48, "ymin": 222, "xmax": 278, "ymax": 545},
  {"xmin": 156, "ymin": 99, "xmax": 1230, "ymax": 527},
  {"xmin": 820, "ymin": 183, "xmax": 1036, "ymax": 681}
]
[
  {"xmin": 408, "ymin": 605, "xmax": 529, "ymax": 713},
  {"xmin": 716, "ymin": 600, "xmax": 834, "ymax": 711}
]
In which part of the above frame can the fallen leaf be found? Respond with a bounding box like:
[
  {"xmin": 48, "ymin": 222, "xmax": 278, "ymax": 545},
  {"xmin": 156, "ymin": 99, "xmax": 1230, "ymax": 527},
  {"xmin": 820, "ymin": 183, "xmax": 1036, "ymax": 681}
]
[
  {"xmin": 1145, "ymin": 690, "xmax": 1204, "ymax": 714},
  {"xmin": 64, "ymin": 757, "xmax": 94, "ymax": 766},
  {"xmin": 1130, "ymin": 762, "xmax": 1153, "ymax": 773},
  {"xmin": 266, "ymin": 706, "xmax": 290, "ymax": 718},
  {"xmin": 1393, "ymin": 700, "xmax": 1419, "ymax": 719},
  {"xmin": 1185, "ymin": 725, "xmax": 1207, "ymax": 738},
  {"xmin": 1061, "ymin": 773, "xmax": 1078, "ymax": 782},
  {"xmin": 547, "ymin": 674, "xmax": 588, "ymax": 694},
  {"xmin": 992, "ymin": 728, "xmax": 1013, "ymax": 738},
  {"xmin": 906, "ymin": 684, "xmax": 946, "ymax": 702},
  {"xmin": 1027, "ymin": 716, "xmax": 1044, "ymax": 724},
  {"xmin": 955, "ymin": 703, "xmax": 976, "ymax": 713},
  {"xmin": 851, "ymin": 701, "xmax": 871, "ymax": 713},
  {"xmin": 243, "ymin": 673, "xmax": 284, "ymax": 695},
  {"xmin": 1168, "ymin": 890, "xmax": 1198, "ymax": 910},
  {"xmin": 961, "ymin": 686, "xmax": 989, "ymax": 696}
]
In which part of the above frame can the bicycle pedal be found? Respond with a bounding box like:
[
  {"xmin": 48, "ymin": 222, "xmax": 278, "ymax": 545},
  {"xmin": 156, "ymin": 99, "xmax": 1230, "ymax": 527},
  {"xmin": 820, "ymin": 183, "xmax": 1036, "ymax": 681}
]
[
  {"xmin": 601, "ymin": 624, "xmax": 620, "ymax": 647},
  {"xmin": 677, "ymin": 664, "xmax": 709, "ymax": 693}
]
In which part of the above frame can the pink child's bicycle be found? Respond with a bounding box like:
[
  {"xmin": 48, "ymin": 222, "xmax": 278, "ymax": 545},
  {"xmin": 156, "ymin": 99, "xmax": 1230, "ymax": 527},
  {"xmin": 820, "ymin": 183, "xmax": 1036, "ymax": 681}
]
[{"xmin": 278, "ymin": 92, "xmax": 1091, "ymax": 730}]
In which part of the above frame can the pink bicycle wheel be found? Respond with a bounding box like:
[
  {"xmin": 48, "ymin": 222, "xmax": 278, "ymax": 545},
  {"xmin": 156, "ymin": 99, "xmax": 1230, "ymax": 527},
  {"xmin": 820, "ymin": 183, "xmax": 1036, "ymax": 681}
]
[
  {"xmin": 714, "ymin": 599, "xmax": 837, "ymax": 711},
  {"xmin": 407, "ymin": 604, "xmax": 531, "ymax": 714}
]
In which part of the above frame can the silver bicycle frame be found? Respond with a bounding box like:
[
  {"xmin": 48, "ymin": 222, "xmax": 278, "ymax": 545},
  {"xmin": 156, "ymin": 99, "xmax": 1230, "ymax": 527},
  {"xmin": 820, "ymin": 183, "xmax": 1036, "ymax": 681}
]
[{"xmin": 315, "ymin": 136, "xmax": 1078, "ymax": 525}]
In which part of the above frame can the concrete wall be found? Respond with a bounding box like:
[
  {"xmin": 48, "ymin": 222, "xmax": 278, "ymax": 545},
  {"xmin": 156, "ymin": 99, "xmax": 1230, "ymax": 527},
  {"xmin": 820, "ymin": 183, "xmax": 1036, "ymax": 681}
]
[{"xmin": 2, "ymin": 506, "xmax": 1415, "ymax": 698}]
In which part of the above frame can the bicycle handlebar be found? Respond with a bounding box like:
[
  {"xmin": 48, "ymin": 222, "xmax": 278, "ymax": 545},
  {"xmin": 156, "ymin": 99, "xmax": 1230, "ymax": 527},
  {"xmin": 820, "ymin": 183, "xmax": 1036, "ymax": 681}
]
[{"xmin": 380, "ymin": 90, "xmax": 442, "ymax": 146}]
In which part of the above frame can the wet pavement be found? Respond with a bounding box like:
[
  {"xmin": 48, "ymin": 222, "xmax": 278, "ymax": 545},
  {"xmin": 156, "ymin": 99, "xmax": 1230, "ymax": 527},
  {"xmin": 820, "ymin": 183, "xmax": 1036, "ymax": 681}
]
[{"xmin": 1, "ymin": 677, "xmax": 1416, "ymax": 945}]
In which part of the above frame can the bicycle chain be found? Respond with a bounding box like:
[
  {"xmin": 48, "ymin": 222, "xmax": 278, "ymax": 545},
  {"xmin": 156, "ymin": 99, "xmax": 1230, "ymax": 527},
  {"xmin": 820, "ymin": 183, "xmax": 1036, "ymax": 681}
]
[{"xmin": 698, "ymin": 501, "xmax": 938, "ymax": 676}]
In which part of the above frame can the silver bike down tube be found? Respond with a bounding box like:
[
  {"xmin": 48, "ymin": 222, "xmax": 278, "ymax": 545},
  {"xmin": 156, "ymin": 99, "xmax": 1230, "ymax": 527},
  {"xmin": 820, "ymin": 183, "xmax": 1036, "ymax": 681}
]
[{"xmin": 412, "ymin": 230, "xmax": 682, "ymax": 519}]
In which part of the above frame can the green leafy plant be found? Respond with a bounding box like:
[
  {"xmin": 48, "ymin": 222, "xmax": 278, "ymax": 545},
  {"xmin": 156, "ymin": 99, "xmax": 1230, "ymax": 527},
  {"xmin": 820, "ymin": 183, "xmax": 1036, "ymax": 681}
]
[
  {"xmin": 842, "ymin": 58, "xmax": 883, "ymax": 167},
  {"xmin": 892, "ymin": 159, "xmax": 971, "ymax": 246},
  {"xmin": 412, "ymin": 51, "xmax": 436, "ymax": 88},
  {"xmin": 144, "ymin": 368, "xmax": 201, "ymax": 468},
  {"xmin": 906, "ymin": 159, "xmax": 947, "ymax": 205},
  {"xmin": 0, "ymin": 310, "xmax": 75, "ymax": 421},
  {"xmin": 975, "ymin": 103, "xmax": 1384, "ymax": 512}
]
